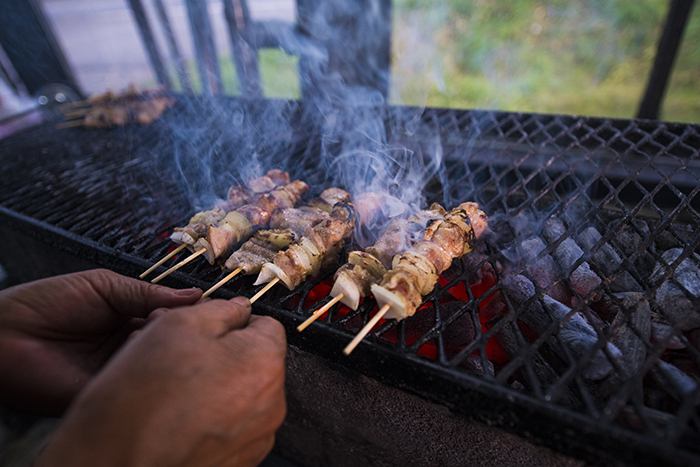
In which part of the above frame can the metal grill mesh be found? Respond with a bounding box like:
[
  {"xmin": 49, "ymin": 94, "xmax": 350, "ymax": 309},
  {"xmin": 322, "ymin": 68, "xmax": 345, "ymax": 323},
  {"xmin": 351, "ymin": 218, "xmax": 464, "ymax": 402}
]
[{"xmin": 1, "ymin": 98, "xmax": 699, "ymax": 465}]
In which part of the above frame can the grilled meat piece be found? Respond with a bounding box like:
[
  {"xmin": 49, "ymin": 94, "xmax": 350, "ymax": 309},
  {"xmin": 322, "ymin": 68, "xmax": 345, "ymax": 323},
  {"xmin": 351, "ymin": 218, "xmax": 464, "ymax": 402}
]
[
  {"xmin": 331, "ymin": 203, "xmax": 446, "ymax": 310},
  {"xmin": 256, "ymin": 201, "xmax": 356, "ymax": 290},
  {"xmin": 83, "ymin": 86, "xmax": 175, "ymax": 127},
  {"xmin": 225, "ymin": 230, "xmax": 296, "ymax": 274},
  {"xmin": 197, "ymin": 180, "xmax": 309, "ymax": 264},
  {"xmin": 270, "ymin": 206, "xmax": 331, "ymax": 238},
  {"xmin": 257, "ymin": 180, "xmax": 310, "ymax": 213},
  {"xmin": 169, "ymin": 171, "xmax": 296, "ymax": 255},
  {"xmin": 371, "ymin": 202, "xmax": 488, "ymax": 320},
  {"xmin": 222, "ymin": 190, "xmax": 350, "ymax": 278},
  {"xmin": 171, "ymin": 207, "xmax": 226, "ymax": 246}
]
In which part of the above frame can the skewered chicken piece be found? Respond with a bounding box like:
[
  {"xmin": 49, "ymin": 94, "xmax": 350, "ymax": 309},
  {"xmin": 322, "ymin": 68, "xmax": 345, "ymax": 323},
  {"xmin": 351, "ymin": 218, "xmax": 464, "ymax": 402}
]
[
  {"xmin": 168, "ymin": 170, "xmax": 291, "ymax": 250},
  {"xmin": 150, "ymin": 178, "xmax": 308, "ymax": 284},
  {"xmin": 141, "ymin": 170, "xmax": 291, "ymax": 280},
  {"xmin": 226, "ymin": 189, "xmax": 350, "ymax": 274},
  {"xmin": 343, "ymin": 202, "xmax": 487, "ymax": 354},
  {"xmin": 371, "ymin": 202, "xmax": 488, "ymax": 321},
  {"xmin": 202, "ymin": 189, "xmax": 352, "ymax": 298},
  {"xmin": 330, "ymin": 203, "xmax": 447, "ymax": 310},
  {"xmin": 255, "ymin": 201, "xmax": 356, "ymax": 290},
  {"xmin": 194, "ymin": 179, "xmax": 309, "ymax": 264},
  {"xmin": 202, "ymin": 192, "xmax": 349, "ymax": 300}
]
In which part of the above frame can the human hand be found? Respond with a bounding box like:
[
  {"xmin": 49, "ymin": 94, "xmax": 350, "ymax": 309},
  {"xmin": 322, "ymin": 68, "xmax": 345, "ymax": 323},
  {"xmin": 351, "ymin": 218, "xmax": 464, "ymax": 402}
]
[
  {"xmin": 36, "ymin": 297, "xmax": 287, "ymax": 467},
  {"xmin": 0, "ymin": 269, "xmax": 202, "ymax": 415}
]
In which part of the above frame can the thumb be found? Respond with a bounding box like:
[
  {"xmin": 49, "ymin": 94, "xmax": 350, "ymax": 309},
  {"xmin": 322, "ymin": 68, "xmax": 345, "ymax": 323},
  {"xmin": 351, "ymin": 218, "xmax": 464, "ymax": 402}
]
[{"xmin": 81, "ymin": 269, "xmax": 202, "ymax": 318}]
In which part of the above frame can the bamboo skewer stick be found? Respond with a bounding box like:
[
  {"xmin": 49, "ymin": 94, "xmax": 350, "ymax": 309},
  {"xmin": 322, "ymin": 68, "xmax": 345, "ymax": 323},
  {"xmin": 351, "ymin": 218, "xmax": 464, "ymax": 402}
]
[
  {"xmin": 343, "ymin": 304, "xmax": 390, "ymax": 355},
  {"xmin": 58, "ymin": 99, "xmax": 89, "ymax": 109},
  {"xmin": 297, "ymin": 293, "xmax": 344, "ymax": 332},
  {"xmin": 140, "ymin": 243, "xmax": 187, "ymax": 279},
  {"xmin": 55, "ymin": 119, "xmax": 84, "ymax": 129},
  {"xmin": 151, "ymin": 248, "xmax": 206, "ymax": 284},
  {"xmin": 250, "ymin": 277, "xmax": 279, "ymax": 304},
  {"xmin": 202, "ymin": 268, "xmax": 243, "ymax": 298},
  {"xmin": 63, "ymin": 108, "xmax": 90, "ymax": 118}
]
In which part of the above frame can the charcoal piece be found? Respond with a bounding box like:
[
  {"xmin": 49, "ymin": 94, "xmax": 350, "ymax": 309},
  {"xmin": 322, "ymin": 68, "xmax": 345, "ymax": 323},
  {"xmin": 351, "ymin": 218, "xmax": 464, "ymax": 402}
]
[
  {"xmin": 577, "ymin": 227, "xmax": 642, "ymax": 293},
  {"xmin": 611, "ymin": 219, "xmax": 656, "ymax": 281},
  {"xmin": 591, "ymin": 293, "xmax": 621, "ymax": 324},
  {"xmin": 503, "ymin": 275, "xmax": 621, "ymax": 380},
  {"xmin": 612, "ymin": 218, "xmax": 651, "ymax": 257},
  {"xmin": 610, "ymin": 293, "xmax": 651, "ymax": 380},
  {"xmin": 508, "ymin": 211, "xmax": 535, "ymax": 238},
  {"xmin": 490, "ymin": 316, "xmax": 579, "ymax": 407},
  {"xmin": 510, "ymin": 380, "xmax": 527, "ymax": 392},
  {"xmin": 650, "ymin": 248, "xmax": 700, "ymax": 291},
  {"xmin": 438, "ymin": 301, "xmax": 476, "ymax": 349},
  {"xmin": 460, "ymin": 241, "xmax": 492, "ymax": 274},
  {"xmin": 542, "ymin": 218, "xmax": 602, "ymax": 300},
  {"xmin": 654, "ymin": 223, "xmax": 695, "ymax": 251},
  {"xmin": 479, "ymin": 289, "xmax": 507, "ymax": 322},
  {"xmin": 544, "ymin": 295, "xmax": 620, "ymax": 380},
  {"xmin": 519, "ymin": 236, "xmax": 571, "ymax": 305},
  {"xmin": 404, "ymin": 305, "xmax": 436, "ymax": 344},
  {"xmin": 459, "ymin": 353, "xmax": 495, "ymax": 377},
  {"xmin": 650, "ymin": 322, "xmax": 686, "ymax": 350},
  {"xmin": 654, "ymin": 282, "xmax": 700, "ymax": 331},
  {"xmin": 651, "ymin": 360, "xmax": 698, "ymax": 402},
  {"xmin": 650, "ymin": 248, "xmax": 700, "ymax": 331}
]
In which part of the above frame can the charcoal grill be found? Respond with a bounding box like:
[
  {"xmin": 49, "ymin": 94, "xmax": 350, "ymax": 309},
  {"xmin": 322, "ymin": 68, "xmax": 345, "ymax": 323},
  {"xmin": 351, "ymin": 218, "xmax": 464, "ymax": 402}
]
[{"xmin": 1, "ymin": 96, "xmax": 699, "ymax": 466}]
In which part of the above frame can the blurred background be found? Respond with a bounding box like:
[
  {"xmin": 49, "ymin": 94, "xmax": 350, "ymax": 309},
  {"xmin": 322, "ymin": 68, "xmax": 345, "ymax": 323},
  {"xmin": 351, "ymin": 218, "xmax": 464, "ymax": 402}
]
[{"xmin": 1, "ymin": 0, "xmax": 699, "ymax": 125}]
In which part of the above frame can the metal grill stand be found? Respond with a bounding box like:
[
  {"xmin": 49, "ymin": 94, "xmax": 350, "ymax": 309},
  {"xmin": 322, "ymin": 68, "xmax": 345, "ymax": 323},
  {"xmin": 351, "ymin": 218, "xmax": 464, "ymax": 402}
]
[{"xmin": 1, "ymin": 96, "xmax": 699, "ymax": 466}]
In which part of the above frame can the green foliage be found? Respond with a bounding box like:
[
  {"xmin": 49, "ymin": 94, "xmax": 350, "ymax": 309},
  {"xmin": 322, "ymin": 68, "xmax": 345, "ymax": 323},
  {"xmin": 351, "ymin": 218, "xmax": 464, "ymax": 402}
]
[
  {"xmin": 179, "ymin": 50, "xmax": 299, "ymax": 99},
  {"xmin": 392, "ymin": 0, "xmax": 700, "ymax": 123}
]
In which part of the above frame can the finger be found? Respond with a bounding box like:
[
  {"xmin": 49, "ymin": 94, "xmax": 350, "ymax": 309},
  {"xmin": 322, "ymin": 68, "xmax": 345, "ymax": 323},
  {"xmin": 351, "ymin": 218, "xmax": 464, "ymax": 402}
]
[
  {"xmin": 239, "ymin": 315, "xmax": 287, "ymax": 349},
  {"xmin": 221, "ymin": 435, "xmax": 276, "ymax": 467},
  {"xmin": 147, "ymin": 308, "xmax": 169, "ymax": 323},
  {"xmin": 172, "ymin": 297, "xmax": 252, "ymax": 337},
  {"xmin": 82, "ymin": 269, "xmax": 202, "ymax": 319},
  {"xmin": 127, "ymin": 329, "xmax": 142, "ymax": 342}
]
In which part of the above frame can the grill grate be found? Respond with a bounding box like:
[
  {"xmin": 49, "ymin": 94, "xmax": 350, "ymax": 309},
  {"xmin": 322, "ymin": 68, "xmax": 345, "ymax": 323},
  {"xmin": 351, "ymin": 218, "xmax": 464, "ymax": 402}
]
[{"xmin": 1, "ymin": 97, "xmax": 700, "ymax": 466}]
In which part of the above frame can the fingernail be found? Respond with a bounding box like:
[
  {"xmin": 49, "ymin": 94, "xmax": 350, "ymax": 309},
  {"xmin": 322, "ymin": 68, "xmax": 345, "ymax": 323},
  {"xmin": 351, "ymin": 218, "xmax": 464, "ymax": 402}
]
[{"xmin": 174, "ymin": 288, "xmax": 201, "ymax": 297}]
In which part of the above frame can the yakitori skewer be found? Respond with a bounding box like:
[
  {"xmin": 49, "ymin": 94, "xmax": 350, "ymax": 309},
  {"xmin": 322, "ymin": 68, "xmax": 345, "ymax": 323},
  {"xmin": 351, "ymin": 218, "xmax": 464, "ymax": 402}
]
[
  {"xmin": 344, "ymin": 202, "xmax": 488, "ymax": 355},
  {"xmin": 201, "ymin": 268, "xmax": 243, "ymax": 299},
  {"xmin": 202, "ymin": 189, "xmax": 350, "ymax": 297},
  {"xmin": 140, "ymin": 170, "xmax": 292, "ymax": 279},
  {"xmin": 250, "ymin": 201, "xmax": 356, "ymax": 301},
  {"xmin": 139, "ymin": 243, "xmax": 187, "ymax": 279},
  {"xmin": 151, "ymin": 248, "xmax": 207, "ymax": 284},
  {"xmin": 296, "ymin": 294, "xmax": 345, "ymax": 332},
  {"xmin": 151, "ymin": 178, "xmax": 309, "ymax": 283},
  {"xmin": 250, "ymin": 278, "xmax": 280, "ymax": 304},
  {"xmin": 343, "ymin": 304, "xmax": 391, "ymax": 355},
  {"xmin": 200, "ymin": 228, "xmax": 297, "ymax": 298},
  {"xmin": 58, "ymin": 85, "xmax": 176, "ymax": 128},
  {"xmin": 56, "ymin": 119, "xmax": 85, "ymax": 130},
  {"xmin": 297, "ymin": 203, "xmax": 446, "ymax": 332}
]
